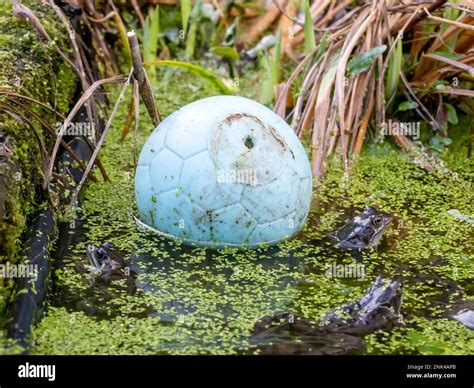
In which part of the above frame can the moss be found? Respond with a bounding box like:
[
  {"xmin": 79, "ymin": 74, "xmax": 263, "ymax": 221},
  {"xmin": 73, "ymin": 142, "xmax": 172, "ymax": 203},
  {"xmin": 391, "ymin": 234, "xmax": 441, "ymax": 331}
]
[
  {"xmin": 0, "ymin": 0, "xmax": 77, "ymax": 330},
  {"xmin": 0, "ymin": 0, "xmax": 77, "ymax": 260}
]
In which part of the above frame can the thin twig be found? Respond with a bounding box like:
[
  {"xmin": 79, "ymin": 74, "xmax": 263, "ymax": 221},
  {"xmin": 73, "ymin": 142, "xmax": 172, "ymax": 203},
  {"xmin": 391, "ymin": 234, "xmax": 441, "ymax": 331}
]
[
  {"xmin": 271, "ymin": 0, "xmax": 349, "ymax": 32},
  {"xmin": 0, "ymin": 88, "xmax": 63, "ymax": 118},
  {"xmin": 445, "ymin": 2, "xmax": 474, "ymax": 16},
  {"xmin": 120, "ymin": 93, "xmax": 136, "ymax": 142},
  {"xmin": 84, "ymin": 11, "xmax": 116, "ymax": 24},
  {"xmin": 424, "ymin": 7, "xmax": 474, "ymax": 30},
  {"xmin": 48, "ymin": 0, "xmax": 98, "ymax": 143},
  {"xmin": 66, "ymin": 71, "xmax": 133, "ymax": 216},
  {"xmin": 4, "ymin": 98, "xmax": 97, "ymax": 182},
  {"xmin": 127, "ymin": 31, "xmax": 160, "ymax": 126},
  {"xmin": 424, "ymin": 53, "xmax": 474, "ymax": 75},
  {"xmin": 335, "ymin": 5, "xmax": 376, "ymax": 173},
  {"xmin": 44, "ymin": 75, "xmax": 127, "ymax": 189},
  {"xmin": 399, "ymin": 70, "xmax": 442, "ymax": 131},
  {"xmin": 274, "ymin": 48, "xmax": 316, "ymax": 118},
  {"xmin": 434, "ymin": 87, "xmax": 474, "ymax": 97},
  {"xmin": 132, "ymin": 80, "xmax": 140, "ymax": 166}
]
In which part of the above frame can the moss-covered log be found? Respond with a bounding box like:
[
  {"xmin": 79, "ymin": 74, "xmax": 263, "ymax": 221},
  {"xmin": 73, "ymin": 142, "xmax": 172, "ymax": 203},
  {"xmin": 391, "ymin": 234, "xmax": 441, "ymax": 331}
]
[
  {"xmin": 0, "ymin": 1, "xmax": 78, "ymax": 318},
  {"xmin": 0, "ymin": 1, "xmax": 77, "ymax": 261}
]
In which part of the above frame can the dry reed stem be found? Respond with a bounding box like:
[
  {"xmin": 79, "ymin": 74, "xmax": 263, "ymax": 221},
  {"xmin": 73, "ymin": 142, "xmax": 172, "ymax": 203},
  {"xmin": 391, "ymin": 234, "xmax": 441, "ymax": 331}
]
[
  {"xmin": 67, "ymin": 71, "xmax": 133, "ymax": 215},
  {"xmin": 274, "ymin": 50, "xmax": 316, "ymax": 118},
  {"xmin": 424, "ymin": 6, "xmax": 474, "ymax": 30},
  {"xmin": 127, "ymin": 31, "xmax": 160, "ymax": 126},
  {"xmin": 335, "ymin": 4, "xmax": 376, "ymax": 173},
  {"xmin": 44, "ymin": 75, "xmax": 127, "ymax": 189}
]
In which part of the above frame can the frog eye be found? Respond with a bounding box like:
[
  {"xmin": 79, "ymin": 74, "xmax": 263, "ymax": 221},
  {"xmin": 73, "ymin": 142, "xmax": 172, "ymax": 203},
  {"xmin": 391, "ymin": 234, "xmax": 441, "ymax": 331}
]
[
  {"xmin": 96, "ymin": 248, "xmax": 106, "ymax": 260},
  {"xmin": 372, "ymin": 216, "xmax": 383, "ymax": 226}
]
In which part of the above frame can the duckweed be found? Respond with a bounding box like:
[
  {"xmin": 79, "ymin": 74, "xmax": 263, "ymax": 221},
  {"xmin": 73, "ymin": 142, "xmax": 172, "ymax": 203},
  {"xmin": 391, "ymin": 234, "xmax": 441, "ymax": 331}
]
[{"xmin": 31, "ymin": 71, "xmax": 473, "ymax": 355}]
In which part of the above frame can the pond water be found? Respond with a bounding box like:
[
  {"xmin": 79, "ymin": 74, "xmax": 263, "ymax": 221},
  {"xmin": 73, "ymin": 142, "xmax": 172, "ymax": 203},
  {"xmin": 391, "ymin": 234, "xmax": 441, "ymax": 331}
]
[{"xmin": 30, "ymin": 71, "xmax": 473, "ymax": 355}]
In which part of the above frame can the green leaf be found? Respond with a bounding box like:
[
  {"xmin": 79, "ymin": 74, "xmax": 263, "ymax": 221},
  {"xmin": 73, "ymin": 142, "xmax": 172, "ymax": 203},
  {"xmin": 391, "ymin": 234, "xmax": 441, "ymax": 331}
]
[
  {"xmin": 434, "ymin": 80, "xmax": 450, "ymax": 90},
  {"xmin": 185, "ymin": 0, "xmax": 202, "ymax": 58},
  {"xmin": 445, "ymin": 103, "xmax": 458, "ymax": 125},
  {"xmin": 270, "ymin": 29, "xmax": 282, "ymax": 86},
  {"xmin": 398, "ymin": 101, "xmax": 418, "ymax": 111},
  {"xmin": 145, "ymin": 60, "xmax": 232, "ymax": 95},
  {"xmin": 430, "ymin": 135, "xmax": 452, "ymax": 150},
  {"xmin": 303, "ymin": 0, "xmax": 316, "ymax": 54},
  {"xmin": 440, "ymin": 3, "xmax": 460, "ymax": 51},
  {"xmin": 431, "ymin": 51, "xmax": 464, "ymax": 60},
  {"xmin": 314, "ymin": 33, "xmax": 328, "ymax": 62},
  {"xmin": 210, "ymin": 46, "xmax": 240, "ymax": 61},
  {"xmin": 385, "ymin": 40, "xmax": 402, "ymax": 105},
  {"xmin": 259, "ymin": 52, "xmax": 274, "ymax": 105},
  {"xmin": 347, "ymin": 45, "xmax": 387, "ymax": 76},
  {"xmin": 180, "ymin": 0, "xmax": 191, "ymax": 31},
  {"xmin": 144, "ymin": 6, "xmax": 160, "ymax": 80}
]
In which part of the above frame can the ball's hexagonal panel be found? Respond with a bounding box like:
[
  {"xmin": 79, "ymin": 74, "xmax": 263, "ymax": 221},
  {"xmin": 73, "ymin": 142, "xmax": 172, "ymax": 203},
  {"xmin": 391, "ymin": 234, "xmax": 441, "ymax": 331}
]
[
  {"xmin": 180, "ymin": 151, "xmax": 243, "ymax": 211},
  {"xmin": 212, "ymin": 112, "xmax": 286, "ymax": 185},
  {"xmin": 212, "ymin": 96, "xmax": 289, "ymax": 135},
  {"xmin": 137, "ymin": 112, "xmax": 176, "ymax": 166},
  {"xmin": 286, "ymin": 141, "xmax": 312, "ymax": 180},
  {"xmin": 240, "ymin": 165, "xmax": 302, "ymax": 224},
  {"xmin": 150, "ymin": 189, "xmax": 210, "ymax": 241},
  {"xmin": 295, "ymin": 177, "xmax": 313, "ymax": 225},
  {"xmin": 210, "ymin": 203, "xmax": 256, "ymax": 244},
  {"xmin": 269, "ymin": 114, "xmax": 308, "ymax": 153},
  {"xmin": 135, "ymin": 96, "xmax": 312, "ymax": 248},
  {"xmin": 247, "ymin": 212, "xmax": 298, "ymax": 245},
  {"xmin": 149, "ymin": 148, "xmax": 183, "ymax": 194},
  {"xmin": 166, "ymin": 99, "xmax": 227, "ymax": 159},
  {"xmin": 213, "ymin": 97, "xmax": 307, "ymax": 161},
  {"xmin": 135, "ymin": 165, "xmax": 153, "ymax": 225}
]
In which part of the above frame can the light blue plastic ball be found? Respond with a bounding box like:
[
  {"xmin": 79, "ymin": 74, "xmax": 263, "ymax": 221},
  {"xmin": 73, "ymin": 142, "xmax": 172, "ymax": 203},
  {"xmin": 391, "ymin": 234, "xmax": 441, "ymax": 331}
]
[{"xmin": 135, "ymin": 96, "xmax": 312, "ymax": 248}]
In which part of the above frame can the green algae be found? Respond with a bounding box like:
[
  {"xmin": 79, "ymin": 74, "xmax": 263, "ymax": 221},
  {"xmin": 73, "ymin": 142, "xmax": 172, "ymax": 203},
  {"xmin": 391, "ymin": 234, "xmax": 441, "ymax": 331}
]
[{"xmin": 29, "ymin": 68, "xmax": 473, "ymax": 355}]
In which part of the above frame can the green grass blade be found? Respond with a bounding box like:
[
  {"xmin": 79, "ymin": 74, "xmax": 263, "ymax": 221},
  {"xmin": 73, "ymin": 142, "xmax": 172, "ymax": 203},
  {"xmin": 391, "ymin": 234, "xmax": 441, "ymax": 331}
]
[
  {"xmin": 303, "ymin": 0, "xmax": 316, "ymax": 54},
  {"xmin": 314, "ymin": 32, "xmax": 328, "ymax": 62},
  {"xmin": 185, "ymin": 0, "xmax": 202, "ymax": 58},
  {"xmin": 347, "ymin": 45, "xmax": 387, "ymax": 76},
  {"xmin": 259, "ymin": 52, "xmax": 273, "ymax": 105},
  {"xmin": 181, "ymin": 0, "xmax": 191, "ymax": 31},
  {"xmin": 442, "ymin": 0, "xmax": 460, "ymax": 50},
  {"xmin": 144, "ymin": 6, "xmax": 160, "ymax": 80},
  {"xmin": 445, "ymin": 103, "xmax": 458, "ymax": 125},
  {"xmin": 385, "ymin": 39, "xmax": 402, "ymax": 105},
  {"xmin": 271, "ymin": 29, "xmax": 282, "ymax": 86},
  {"xmin": 145, "ymin": 60, "xmax": 232, "ymax": 95}
]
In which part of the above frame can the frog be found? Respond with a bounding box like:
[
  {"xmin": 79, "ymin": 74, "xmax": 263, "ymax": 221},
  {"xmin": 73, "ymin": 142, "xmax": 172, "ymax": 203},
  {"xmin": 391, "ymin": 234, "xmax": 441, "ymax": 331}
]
[
  {"xmin": 320, "ymin": 276, "xmax": 402, "ymax": 335},
  {"xmin": 250, "ymin": 276, "xmax": 402, "ymax": 354},
  {"xmin": 76, "ymin": 242, "xmax": 136, "ymax": 290},
  {"xmin": 330, "ymin": 207, "xmax": 392, "ymax": 249}
]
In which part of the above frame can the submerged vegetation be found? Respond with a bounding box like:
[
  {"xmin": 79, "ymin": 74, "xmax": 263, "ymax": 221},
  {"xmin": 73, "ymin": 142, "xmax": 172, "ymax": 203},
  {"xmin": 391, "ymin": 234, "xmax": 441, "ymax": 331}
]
[{"xmin": 0, "ymin": 0, "xmax": 472, "ymax": 355}]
